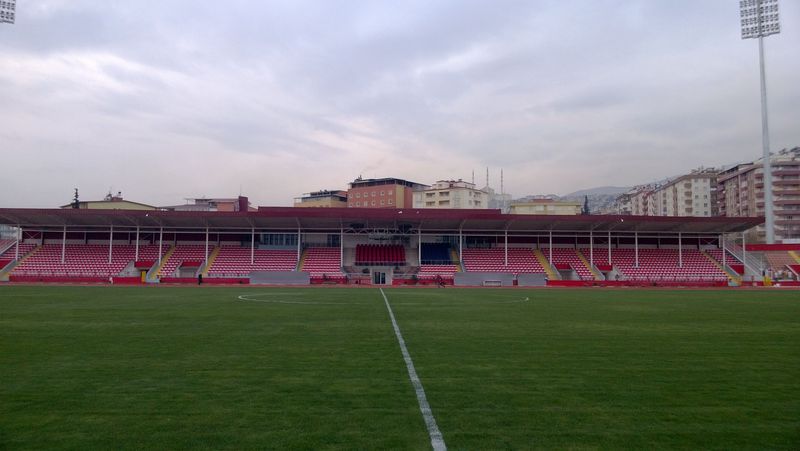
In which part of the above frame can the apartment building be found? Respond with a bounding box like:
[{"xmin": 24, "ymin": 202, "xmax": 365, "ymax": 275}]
[
  {"xmin": 718, "ymin": 147, "xmax": 800, "ymax": 242},
  {"xmin": 413, "ymin": 180, "xmax": 488, "ymax": 209}
]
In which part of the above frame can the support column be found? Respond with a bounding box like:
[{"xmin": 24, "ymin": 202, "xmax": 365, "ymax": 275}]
[
  {"xmin": 108, "ymin": 225, "xmax": 114, "ymax": 264},
  {"xmin": 134, "ymin": 226, "xmax": 140, "ymax": 262},
  {"xmin": 158, "ymin": 227, "xmax": 164, "ymax": 264},
  {"xmin": 678, "ymin": 232, "xmax": 683, "ymax": 268},
  {"xmin": 589, "ymin": 230, "xmax": 594, "ymax": 266},
  {"xmin": 15, "ymin": 226, "xmax": 20, "ymax": 260},
  {"xmin": 721, "ymin": 234, "xmax": 726, "ymax": 267},
  {"xmin": 634, "ymin": 231, "xmax": 639, "ymax": 268},
  {"xmin": 742, "ymin": 232, "xmax": 747, "ymax": 273},
  {"xmin": 458, "ymin": 229, "xmax": 463, "ymax": 262},
  {"xmin": 204, "ymin": 227, "xmax": 209, "ymax": 263},
  {"xmin": 61, "ymin": 225, "xmax": 67, "ymax": 264},
  {"xmin": 548, "ymin": 230, "xmax": 553, "ymax": 264},
  {"xmin": 251, "ymin": 228, "xmax": 255, "ymax": 264},
  {"xmin": 607, "ymin": 230, "xmax": 612, "ymax": 265},
  {"xmin": 418, "ymin": 228, "xmax": 422, "ymax": 266},
  {"xmin": 296, "ymin": 228, "xmax": 301, "ymax": 263},
  {"xmin": 504, "ymin": 229, "xmax": 508, "ymax": 266},
  {"xmin": 340, "ymin": 228, "xmax": 344, "ymax": 268}
]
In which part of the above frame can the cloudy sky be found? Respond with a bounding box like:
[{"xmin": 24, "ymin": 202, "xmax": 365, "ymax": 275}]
[{"xmin": 1, "ymin": 0, "xmax": 798, "ymax": 208}]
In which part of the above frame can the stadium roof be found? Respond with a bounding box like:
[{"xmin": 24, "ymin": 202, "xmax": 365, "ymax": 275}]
[{"xmin": 0, "ymin": 207, "xmax": 763, "ymax": 234}]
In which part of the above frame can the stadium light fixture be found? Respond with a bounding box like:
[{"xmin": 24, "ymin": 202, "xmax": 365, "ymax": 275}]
[
  {"xmin": 0, "ymin": 0, "xmax": 15, "ymax": 24},
  {"xmin": 740, "ymin": 0, "xmax": 780, "ymax": 243}
]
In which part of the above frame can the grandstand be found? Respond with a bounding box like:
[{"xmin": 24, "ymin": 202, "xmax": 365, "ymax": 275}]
[{"xmin": 0, "ymin": 206, "xmax": 785, "ymax": 286}]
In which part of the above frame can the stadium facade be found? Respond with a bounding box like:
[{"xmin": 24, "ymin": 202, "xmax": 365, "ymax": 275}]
[{"xmin": 2, "ymin": 206, "xmax": 793, "ymax": 287}]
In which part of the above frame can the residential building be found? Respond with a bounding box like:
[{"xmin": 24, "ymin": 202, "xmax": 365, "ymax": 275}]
[
  {"xmin": 413, "ymin": 180, "xmax": 488, "ymax": 209},
  {"xmin": 508, "ymin": 197, "xmax": 582, "ymax": 215},
  {"xmin": 347, "ymin": 177, "xmax": 427, "ymax": 209},
  {"xmin": 656, "ymin": 169, "xmax": 718, "ymax": 217},
  {"xmin": 161, "ymin": 196, "xmax": 252, "ymax": 212},
  {"xmin": 60, "ymin": 192, "xmax": 156, "ymax": 210},
  {"xmin": 718, "ymin": 147, "xmax": 800, "ymax": 242},
  {"xmin": 294, "ymin": 190, "xmax": 348, "ymax": 208},
  {"xmin": 609, "ymin": 168, "xmax": 718, "ymax": 218}
]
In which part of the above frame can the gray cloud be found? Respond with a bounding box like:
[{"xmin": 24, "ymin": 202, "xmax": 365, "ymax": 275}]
[{"xmin": 0, "ymin": 0, "xmax": 798, "ymax": 207}]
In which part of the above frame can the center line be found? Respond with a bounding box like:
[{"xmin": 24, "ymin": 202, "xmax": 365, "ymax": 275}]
[{"xmin": 380, "ymin": 288, "xmax": 447, "ymax": 451}]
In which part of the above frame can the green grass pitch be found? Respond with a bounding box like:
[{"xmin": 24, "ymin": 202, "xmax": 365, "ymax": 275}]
[{"xmin": 1, "ymin": 286, "xmax": 798, "ymax": 450}]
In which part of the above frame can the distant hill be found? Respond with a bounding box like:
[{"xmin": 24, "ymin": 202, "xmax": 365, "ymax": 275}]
[
  {"xmin": 563, "ymin": 186, "xmax": 631, "ymax": 197},
  {"xmin": 558, "ymin": 186, "xmax": 631, "ymax": 214}
]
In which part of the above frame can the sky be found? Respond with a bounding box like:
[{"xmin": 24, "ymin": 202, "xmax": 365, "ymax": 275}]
[{"xmin": 0, "ymin": 0, "xmax": 798, "ymax": 208}]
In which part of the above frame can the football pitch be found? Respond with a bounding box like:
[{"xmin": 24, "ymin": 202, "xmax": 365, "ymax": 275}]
[{"xmin": 1, "ymin": 286, "xmax": 798, "ymax": 450}]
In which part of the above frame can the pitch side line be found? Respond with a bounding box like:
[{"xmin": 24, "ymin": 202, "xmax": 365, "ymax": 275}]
[{"xmin": 380, "ymin": 288, "xmax": 446, "ymax": 451}]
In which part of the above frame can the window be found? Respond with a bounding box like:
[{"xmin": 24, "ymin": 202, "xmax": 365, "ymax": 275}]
[
  {"xmin": 261, "ymin": 233, "xmax": 298, "ymax": 246},
  {"xmin": 380, "ymin": 191, "xmax": 385, "ymax": 196},
  {"xmin": 388, "ymin": 199, "xmax": 393, "ymax": 205},
  {"xmin": 380, "ymin": 200, "xmax": 385, "ymax": 206},
  {"xmin": 388, "ymin": 190, "xmax": 393, "ymax": 195},
  {"xmin": 371, "ymin": 201, "xmax": 376, "ymax": 206},
  {"xmin": 371, "ymin": 191, "xmax": 376, "ymax": 197},
  {"xmin": 356, "ymin": 202, "xmax": 361, "ymax": 207},
  {"xmin": 356, "ymin": 193, "xmax": 361, "ymax": 198}
]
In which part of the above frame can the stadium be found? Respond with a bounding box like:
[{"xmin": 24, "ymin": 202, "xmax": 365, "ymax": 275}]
[{"xmin": 1, "ymin": 207, "xmax": 799, "ymax": 449}]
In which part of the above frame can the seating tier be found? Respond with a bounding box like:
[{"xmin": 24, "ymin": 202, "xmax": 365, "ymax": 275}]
[
  {"xmin": 14, "ymin": 244, "xmax": 163, "ymax": 277},
  {"xmin": 0, "ymin": 242, "xmax": 37, "ymax": 260},
  {"xmin": 462, "ymin": 248, "xmax": 544, "ymax": 274},
  {"xmin": 302, "ymin": 247, "xmax": 344, "ymax": 278},
  {"xmin": 417, "ymin": 264, "xmax": 458, "ymax": 280},
  {"xmin": 206, "ymin": 247, "xmax": 297, "ymax": 277},
  {"xmin": 355, "ymin": 244, "xmax": 406, "ymax": 265},
  {"xmin": 582, "ymin": 248, "xmax": 727, "ymax": 281}
]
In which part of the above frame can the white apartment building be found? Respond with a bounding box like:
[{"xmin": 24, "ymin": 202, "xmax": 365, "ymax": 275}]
[
  {"xmin": 613, "ymin": 168, "xmax": 717, "ymax": 217},
  {"xmin": 658, "ymin": 171, "xmax": 717, "ymax": 217},
  {"xmin": 413, "ymin": 180, "xmax": 489, "ymax": 209}
]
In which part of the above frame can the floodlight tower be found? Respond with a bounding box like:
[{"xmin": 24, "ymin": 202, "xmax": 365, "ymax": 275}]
[
  {"xmin": 740, "ymin": 0, "xmax": 780, "ymax": 243},
  {"xmin": 0, "ymin": 0, "xmax": 15, "ymax": 24}
]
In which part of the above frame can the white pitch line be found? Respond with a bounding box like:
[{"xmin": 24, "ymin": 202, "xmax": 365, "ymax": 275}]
[{"xmin": 380, "ymin": 288, "xmax": 446, "ymax": 451}]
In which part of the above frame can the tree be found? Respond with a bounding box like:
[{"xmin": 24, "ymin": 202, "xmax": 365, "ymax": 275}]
[
  {"xmin": 71, "ymin": 188, "xmax": 80, "ymax": 209},
  {"xmin": 581, "ymin": 195, "xmax": 590, "ymax": 215}
]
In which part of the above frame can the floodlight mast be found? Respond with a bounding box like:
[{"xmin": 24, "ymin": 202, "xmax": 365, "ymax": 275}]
[
  {"xmin": 0, "ymin": 0, "xmax": 15, "ymax": 24},
  {"xmin": 741, "ymin": 0, "xmax": 780, "ymax": 243}
]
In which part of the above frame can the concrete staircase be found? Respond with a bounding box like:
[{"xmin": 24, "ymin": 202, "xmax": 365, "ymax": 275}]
[
  {"xmin": 701, "ymin": 250, "xmax": 741, "ymax": 285},
  {"xmin": 201, "ymin": 246, "xmax": 221, "ymax": 277},
  {"xmin": 150, "ymin": 245, "xmax": 176, "ymax": 279},
  {"xmin": 298, "ymin": 248, "xmax": 310, "ymax": 271},
  {"xmin": 533, "ymin": 249, "xmax": 559, "ymax": 280},
  {"xmin": 575, "ymin": 249, "xmax": 604, "ymax": 280},
  {"xmin": 451, "ymin": 249, "xmax": 463, "ymax": 272}
]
